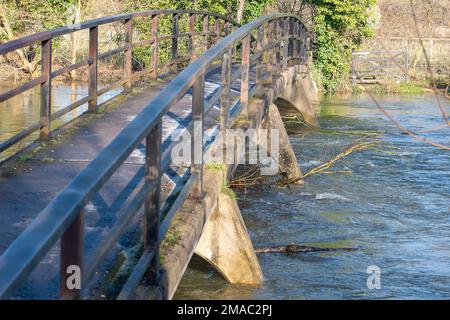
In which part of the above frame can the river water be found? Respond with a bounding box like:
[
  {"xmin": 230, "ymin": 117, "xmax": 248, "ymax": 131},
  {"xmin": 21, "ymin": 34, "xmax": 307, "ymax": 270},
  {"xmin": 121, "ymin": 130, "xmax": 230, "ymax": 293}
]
[
  {"xmin": 175, "ymin": 93, "xmax": 450, "ymax": 300},
  {"xmin": 1, "ymin": 84, "xmax": 449, "ymax": 299},
  {"xmin": 0, "ymin": 83, "xmax": 121, "ymax": 161}
]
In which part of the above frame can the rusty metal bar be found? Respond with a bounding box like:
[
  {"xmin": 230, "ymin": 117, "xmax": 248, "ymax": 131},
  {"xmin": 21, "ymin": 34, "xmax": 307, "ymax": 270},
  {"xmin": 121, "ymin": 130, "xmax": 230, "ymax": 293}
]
[
  {"xmin": 39, "ymin": 39, "xmax": 52, "ymax": 140},
  {"xmin": 191, "ymin": 75, "xmax": 204, "ymax": 197},
  {"xmin": 293, "ymin": 19, "xmax": 298, "ymax": 59},
  {"xmin": 240, "ymin": 35, "xmax": 250, "ymax": 115},
  {"xmin": 267, "ymin": 21, "xmax": 274, "ymax": 85},
  {"xmin": 189, "ymin": 13, "xmax": 196, "ymax": 60},
  {"xmin": 123, "ymin": 18, "xmax": 133, "ymax": 91},
  {"xmin": 151, "ymin": 15, "xmax": 158, "ymax": 79},
  {"xmin": 288, "ymin": 17, "xmax": 294, "ymax": 60},
  {"xmin": 203, "ymin": 15, "xmax": 209, "ymax": 51},
  {"xmin": 255, "ymin": 26, "xmax": 264, "ymax": 97},
  {"xmin": 88, "ymin": 26, "xmax": 98, "ymax": 112},
  {"xmin": 144, "ymin": 120, "xmax": 162, "ymax": 284},
  {"xmin": 98, "ymin": 46, "xmax": 128, "ymax": 61},
  {"xmin": 172, "ymin": 13, "xmax": 179, "ymax": 73},
  {"xmin": 214, "ymin": 18, "xmax": 220, "ymax": 43},
  {"xmin": 0, "ymin": 76, "xmax": 45, "ymax": 104},
  {"xmin": 275, "ymin": 19, "xmax": 282, "ymax": 76},
  {"xmin": 60, "ymin": 212, "xmax": 84, "ymax": 300},
  {"xmin": 116, "ymin": 248, "xmax": 154, "ymax": 300},
  {"xmin": 0, "ymin": 121, "xmax": 41, "ymax": 153},
  {"xmin": 221, "ymin": 49, "xmax": 232, "ymax": 137},
  {"xmin": 283, "ymin": 17, "xmax": 289, "ymax": 69},
  {"xmin": 224, "ymin": 21, "xmax": 230, "ymax": 36},
  {"xmin": 52, "ymin": 59, "xmax": 90, "ymax": 79}
]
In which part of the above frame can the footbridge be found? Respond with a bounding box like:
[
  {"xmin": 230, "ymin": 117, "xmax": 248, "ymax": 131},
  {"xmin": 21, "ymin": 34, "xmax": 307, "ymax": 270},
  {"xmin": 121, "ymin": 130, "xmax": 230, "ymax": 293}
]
[{"xmin": 0, "ymin": 10, "xmax": 318, "ymax": 299}]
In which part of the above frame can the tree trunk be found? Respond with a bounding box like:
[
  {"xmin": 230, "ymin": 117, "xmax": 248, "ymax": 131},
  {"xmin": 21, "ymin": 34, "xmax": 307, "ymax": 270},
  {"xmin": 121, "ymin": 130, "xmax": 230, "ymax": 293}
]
[
  {"xmin": 236, "ymin": 0, "xmax": 246, "ymax": 24},
  {"xmin": 0, "ymin": 4, "xmax": 38, "ymax": 78},
  {"xmin": 70, "ymin": 0, "xmax": 83, "ymax": 79}
]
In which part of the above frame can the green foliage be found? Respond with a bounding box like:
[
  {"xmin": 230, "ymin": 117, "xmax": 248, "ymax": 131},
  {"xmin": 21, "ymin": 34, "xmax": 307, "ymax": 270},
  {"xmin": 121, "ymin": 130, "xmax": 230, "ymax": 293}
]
[{"xmin": 310, "ymin": 0, "xmax": 377, "ymax": 92}]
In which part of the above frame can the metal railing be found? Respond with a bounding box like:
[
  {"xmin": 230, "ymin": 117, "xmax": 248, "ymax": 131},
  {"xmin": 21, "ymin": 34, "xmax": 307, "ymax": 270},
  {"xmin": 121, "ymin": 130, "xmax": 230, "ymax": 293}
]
[
  {"xmin": 0, "ymin": 12, "xmax": 310, "ymax": 299},
  {"xmin": 0, "ymin": 10, "xmax": 237, "ymax": 157}
]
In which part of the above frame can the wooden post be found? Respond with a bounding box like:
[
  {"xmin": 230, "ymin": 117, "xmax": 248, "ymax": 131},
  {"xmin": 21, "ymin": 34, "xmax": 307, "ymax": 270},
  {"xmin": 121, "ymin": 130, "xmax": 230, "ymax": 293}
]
[
  {"xmin": 60, "ymin": 212, "xmax": 84, "ymax": 299},
  {"xmin": 189, "ymin": 13, "xmax": 196, "ymax": 60},
  {"xmin": 240, "ymin": 35, "xmax": 250, "ymax": 116},
  {"xmin": 191, "ymin": 75, "xmax": 204, "ymax": 198},
  {"xmin": 172, "ymin": 13, "xmax": 179, "ymax": 73},
  {"xmin": 151, "ymin": 15, "xmax": 158, "ymax": 79},
  {"xmin": 144, "ymin": 120, "xmax": 162, "ymax": 284},
  {"xmin": 221, "ymin": 50, "xmax": 231, "ymax": 138},
  {"xmin": 123, "ymin": 18, "xmax": 133, "ymax": 92},
  {"xmin": 203, "ymin": 15, "xmax": 209, "ymax": 52},
  {"xmin": 39, "ymin": 39, "xmax": 52, "ymax": 140},
  {"xmin": 255, "ymin": 26, "xmax": 263, "ymax": 97},
  {"xmin": 88, "ymin": 26, "xmax": 98, "ymax": 112}
]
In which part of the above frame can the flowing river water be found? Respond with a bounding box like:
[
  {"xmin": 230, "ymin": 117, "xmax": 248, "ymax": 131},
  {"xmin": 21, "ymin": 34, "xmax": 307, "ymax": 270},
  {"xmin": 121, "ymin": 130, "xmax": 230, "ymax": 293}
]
[
  {"xmin": 175, "ymin": 93, "xmax": 450, "ymax": 300},
  {"xmin": 1, "ymin": 84, "xmax": 449, "ymax": 299}
]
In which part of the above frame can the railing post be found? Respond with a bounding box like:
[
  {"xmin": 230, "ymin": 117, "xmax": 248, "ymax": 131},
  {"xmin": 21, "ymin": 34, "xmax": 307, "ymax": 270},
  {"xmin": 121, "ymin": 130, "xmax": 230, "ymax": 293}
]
[
  {"xmin": 60, "ymin": 212, "xmax": 84, "ymax": 299},
  {"xmin": 288, "ymin": 18, "xmax": 294, "ymax": 62},
  {"xmin": 224, "ymin": 21, "xmax": 230, "ymax": 36},
  {"xmin": 267, "ymin": 21, "xmax": 274, "ymax": 86},
  {"xmin": 275, "ymin": 19, "xmax": 281, "ymax": 77},
  {"xmin": 293, "ymin": 20, "xmax": 299, "ymax": 61},
  {"xmin": 214, "ymin": 18, "xmax": 220, "ymax": 44},
  {"xmin": 88, "ymin": 26, "xmax": 98, "ymax": 112},
  {"xmin": 351, "ymin": 49, "xmax": 357, "ymax": 85},
  {"xmin": 255, "ymin": 26, "xmax": 263, "ymax": 97},
  {"xmin": 39, "ymin": 39, "xmax": 52, "ymax": 140},
  {"xmin": 240, "ymin": 35, "xmax": 250, "ymax": 116},
  {"xmin": 172, "ymin": 13, "xmax": 179, "ymax": 73},
  {"xmin": 221, "ymin": 50, "xmax": 231, "ymax": 139},
  {"xmin": 123, "ymin": 18, "xmax": 133, "ymax": 92},
  {"xmin": 203, "ymin": 15, "xmax": 209, "ymax": 52},
  {"xmin": 283, "ymin": 17, "xmax": 289, "ymax": 69},
  {"xmin": 144, "ymin": 120, "xmax": 162, "ymax": 284},
  {"xmin": 189, "ymin": 13, "xmax": 196, "ymax": 60},
  {"xmin": 191, "ymin": 75, "xmax": 204, "ymax": 198},
  {"xmin": 151, "ymin": 15, "xmax": 158, "ymax": 79}
]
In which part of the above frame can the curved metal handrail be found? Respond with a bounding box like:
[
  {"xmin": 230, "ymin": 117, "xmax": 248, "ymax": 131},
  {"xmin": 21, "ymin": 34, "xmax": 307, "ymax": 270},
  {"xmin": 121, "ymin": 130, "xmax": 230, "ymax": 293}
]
[
  {"xmin": 0, "ymin": 10, "xmax": 236, "ymax": 54},
  {"xmin": 0, "ymin": 13, "xmax": 310, "ymax": 299},
  {"xmin": 0, "ymin": 10, "xmax": 237, "ymax": 157}
]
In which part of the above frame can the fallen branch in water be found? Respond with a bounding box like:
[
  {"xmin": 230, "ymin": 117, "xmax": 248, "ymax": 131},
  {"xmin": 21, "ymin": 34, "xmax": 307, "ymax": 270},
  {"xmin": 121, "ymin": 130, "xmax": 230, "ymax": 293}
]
[
  {"xmin": 255, "ymin": 244, "xmax": 358, "ymax": 254},
  {"xmin": 280, "ymin": 138, "xmax": 381, "ymax": 185}
]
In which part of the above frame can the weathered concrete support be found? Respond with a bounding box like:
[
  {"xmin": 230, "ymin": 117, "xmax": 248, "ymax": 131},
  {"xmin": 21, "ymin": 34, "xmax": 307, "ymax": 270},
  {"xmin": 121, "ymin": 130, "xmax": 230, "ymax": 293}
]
[
  {"xmin": 262, "ymin": 103, "xmax": 303, "ymax": 183},
  {"xmin": 273, "ymin": 66, "xmax": 318, "ymax": 127},
  {"xmin": 298, "ymin": 65, "xmax": 320, "ymax": 105},
  {"xmin": 194, "ymin": 192, "xmax": 263, "ymax": 285}
]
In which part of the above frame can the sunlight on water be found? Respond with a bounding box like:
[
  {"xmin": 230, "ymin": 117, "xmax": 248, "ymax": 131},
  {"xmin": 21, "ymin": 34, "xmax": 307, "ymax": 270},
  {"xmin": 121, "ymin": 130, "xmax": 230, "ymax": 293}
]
[{"xmin": 0, "ymin": 82, "xmax": 122, "ymax": 161}]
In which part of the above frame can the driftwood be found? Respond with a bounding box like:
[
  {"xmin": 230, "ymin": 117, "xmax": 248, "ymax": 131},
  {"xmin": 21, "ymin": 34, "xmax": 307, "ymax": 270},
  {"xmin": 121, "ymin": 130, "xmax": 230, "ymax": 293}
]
[{"xmin": 255, "ymin": 244, "xmax": 358, "ymax": 254}]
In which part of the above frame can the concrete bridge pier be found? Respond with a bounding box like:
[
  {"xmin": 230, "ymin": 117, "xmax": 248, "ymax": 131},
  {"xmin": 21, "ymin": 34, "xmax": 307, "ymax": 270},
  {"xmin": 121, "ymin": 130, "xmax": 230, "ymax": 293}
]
[
  {"xmin": 194, "ymin": 192, "xmax": 263, "ymax": 285},
  {"xmin": 274, "ymin": 65, "xmax": 319, "ymax": 128}
]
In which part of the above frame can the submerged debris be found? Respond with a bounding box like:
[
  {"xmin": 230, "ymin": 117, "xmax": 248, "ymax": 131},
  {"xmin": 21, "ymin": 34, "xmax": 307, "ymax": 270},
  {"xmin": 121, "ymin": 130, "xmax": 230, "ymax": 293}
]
[{"xmin": 255, "ymin": 244, "xmax": 358, "ymax": 254}]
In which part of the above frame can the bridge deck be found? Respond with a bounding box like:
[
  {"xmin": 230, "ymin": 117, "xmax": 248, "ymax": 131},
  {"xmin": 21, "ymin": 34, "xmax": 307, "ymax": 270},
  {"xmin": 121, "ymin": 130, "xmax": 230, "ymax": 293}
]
[{"xmin": 0, "ymin": 64, "xmax": 255, "ymax": 298}]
